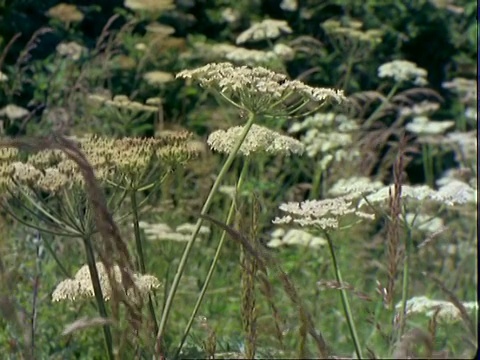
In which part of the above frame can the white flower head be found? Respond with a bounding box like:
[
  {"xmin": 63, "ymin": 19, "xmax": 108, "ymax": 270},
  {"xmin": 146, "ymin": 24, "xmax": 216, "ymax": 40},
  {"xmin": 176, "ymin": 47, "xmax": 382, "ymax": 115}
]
[
  {"xmin": 267, "ymin": 228, "xmax": 327, "ymax": 248},
  {"xmin": 52, "ymin": 263, "xmax": 160, "ymax": 302},
  {"xmin": 273, "ymin": 194, "xmax": 374, "ymax": 229},
  {"xmin": 397, "ymin": 296, "xmax": 478, "ymax": 323},
  {"xmin": 406, "ymin": 116, "xmax": 455, "ymax": 135},
  {"xmin": 140, "ymin": 221, "xmax": 210, "ymax": 242},
  {"xmin": 236, "ymin": 19, "xmax": 292, "ymax": 44},
  {"xmin": 431, "ymin": 179, "xmax": 476, "ymax": 205},
  {"xmin": 359, "ymin": 185, "xmax": 436, "ymax": 207},
  {"xmin": 378, "ymin": 60, "xmax": 428, "ymax": 85},
  {"xmin": 404, "ymin": 213, "xmax": 444, "ymax": 234},
  {"xmin": 56, "ymin": 41, "xmax": 87, "ymax": 61},
  {"xmin": 143, "ymin": 71, "xmax": 174, "ymax": 85},
  {"xmin": 0, "ymin": 71, "xmax": 8, "ymax": 82},
  {"xmin": 176, "ymin": 63, "xmax": 345, "ymax": 115},
  {"xmin": 280, "ymin": 0, "xmax": 298, "ymax": 11},
  {"xmin": 399, "ymin": 101, "xmax": 440, "ymax": 117},
  {"xmin": 208, "ymin": 124, "xmax": 304, "ymax": 157},
  {"xmin": 0, "ymin": 104, "xmax": 29, "ymax": 120},
  {"xmin": 329, "ymin": 176, "xmax": 384, "ymax": 197}
]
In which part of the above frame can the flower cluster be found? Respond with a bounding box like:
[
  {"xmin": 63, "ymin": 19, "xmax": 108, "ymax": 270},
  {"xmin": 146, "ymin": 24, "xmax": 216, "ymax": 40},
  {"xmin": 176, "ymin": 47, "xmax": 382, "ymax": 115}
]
[
  {"xmin": 176, "ymin": 62, "xmax": 345, "ymax": 114},
  {"xmin": 124, "ymin": 0, "xmax": 174, "ymax": 12},
  {"xmin": 378, "ymin": 60, "xmax": 428, "ymax": 86},
  {"xmin": 52, "ymin": 262, "xmax": 161, "ymax": 302},
  {"xmin": 267, "ymin": 228, "xmax": 326, "ymax": 248},
  {"xmin": 139, "ymin": 221, "xmax": 210, "ymax": 242},
  {"xmin": 187, "ymin": 42, "xmax": 295, "ymax": 66},
  {"xmin": 0, "ymin": 104, "xmax": 29, "ymax": 121},
  {"xmin": 88, "ymin": 94, "xmax": 158, "ymax": 113},
  {"xmin": 143, "ymin": 71, "xmax": 174, "ymax": 85},
  {"xmin": 288, "ymin": 112, "xmax": 359, "ymax": 169},
  {"xmin": 0, "ymin": 133, "xmax": 198, "ymax": 193},
  {"xmin": 406, "ymin": 116, "xmax": 455, "ymax": 136},
  {"xmin": 207, "ymin": 124, "xmax": 304, "ymax": 157},
  {"xmin": 47, "ymin": 3, "xmax": 84, "ymax": 24},
  {"xmin": 56, "ymin": 41, "xmax": 87, "ymax": 61},
  {"xmin": 397, "ymin": 296, "xmax": 478, "ymax": 323},
  {"xmin": 273, "ymin": 194, "xmax": 375, "ymax": 229},
  {"xmin": 236, "ymin": 19, "xmax": 292, "ymax": 44}
]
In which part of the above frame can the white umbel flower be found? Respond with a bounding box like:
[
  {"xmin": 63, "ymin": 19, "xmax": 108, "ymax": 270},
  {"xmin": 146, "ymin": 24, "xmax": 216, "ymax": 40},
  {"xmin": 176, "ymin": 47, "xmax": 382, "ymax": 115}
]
[
  {"xmin": 397, "ymin": 296, "xmax": 478, "ymax": 323},
  {"xmin": 52, "ymin": 263, "xmax": 160, "ymax": 302},
  {"xmin": 406, "ymin": 116, "xmax": 454, "ymax": 135},
  {"xmin": 267, "ymin": 228, "xmax": 326, "ymax": 248},
  {"xmin": 378, "ymin": 60, "xmax": 428, "ymax": 85},
  {"xmin": 176, "ymin": 62, "xmax": 345, "ymax": 115},
  {"xmin": 236, "ymin": 19, "xmax": 292, "ymax": 44},
  {"xmin": 207, "ymin": 124, "xmax": 304, "ymax": 156}
]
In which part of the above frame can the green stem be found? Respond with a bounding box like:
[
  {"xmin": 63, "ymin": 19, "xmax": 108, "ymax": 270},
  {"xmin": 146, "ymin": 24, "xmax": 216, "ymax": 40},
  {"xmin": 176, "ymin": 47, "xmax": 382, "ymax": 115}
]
[
  {"xmin": 397, "ymin": 226, "xmax": 412, "ymax": 341},
  {"xmin": 130, "ymin": 190, "xmax": 159, "ymax": 334},
  {"xmin": 310, "ymin": 165, "xmax": 323, "ymax": 199},
  {"xmin": 323, "ymin": 231, "xmax": 363, "ymax": 359},
  {"xmin": 155, "ymin": 112, "xmax": 257, "ymax": 351},
  {"xmin": 422, "ymin": 143, "xmax": 434, "ymax": 188},
  {"xmin": 175, "ymin": 158, "xmax": 250, "ymax": 356},
  {"xmin": 364, "ymin": 84, "xmax": 399, "ymax": 128},
  {"xmin": 81, "ymin": 236, "xmax": 114, "ymax": 360}
]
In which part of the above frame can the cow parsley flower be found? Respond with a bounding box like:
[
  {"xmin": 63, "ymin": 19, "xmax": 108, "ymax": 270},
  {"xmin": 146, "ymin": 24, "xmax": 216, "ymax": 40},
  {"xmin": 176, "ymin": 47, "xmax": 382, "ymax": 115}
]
[
  {"xmin": 236, "ymin": 19, "xmax": 292, "ymax": 44},
  {"xmin": 208, "ymin": 124, "xmax": 304, "ymax": 156},
  {"xmin": 140, "ymin": 221, "xmax": 210, "ymax": 242},
  {"xmin": 329, "ymin": 176, "xmax": 384, "ymax": 197},
  {"xmin": 273, "ymin": 194, "xmax": 374, "ymax": 229},
  {"xmin": 406, "ymin": 116, "xmax": 455, "ymax": 135},
  {"xmin": 176, "ymin": 62, "xmax": 345, "ymax": 115},
  {"xmin": 378, "ymin": 60, "xmax": 428, "ymax": 86},
  {"xmin": 52, "ymin": 263, "xmax": 160, "ymax": 302},
  {"xmin": 397, "ymin": 296, "xmax": 478, "ymax": 323},
  {"xmin": 267, "ymin": 228, "xmax": 326, "ymax": 248}
]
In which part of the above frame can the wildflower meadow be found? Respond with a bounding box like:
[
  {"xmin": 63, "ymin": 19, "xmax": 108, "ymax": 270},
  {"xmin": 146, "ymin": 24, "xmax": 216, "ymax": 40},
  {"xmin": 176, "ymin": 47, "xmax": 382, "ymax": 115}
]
[{"xmin": 0, "ymin": 0, "xmax": 477, "ymax": 359}]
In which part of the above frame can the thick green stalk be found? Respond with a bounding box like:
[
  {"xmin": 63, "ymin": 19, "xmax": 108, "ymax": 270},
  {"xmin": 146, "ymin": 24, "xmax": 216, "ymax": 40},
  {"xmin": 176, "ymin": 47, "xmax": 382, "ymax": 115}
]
[
  {"xmin": 324, "ymin": 231, "xmax": 363, "ymax": 359},
  {"xmin": 175, "ymin": 159, "xmax": 250, "ymax": 356},
  {"xmin": 155, "ymin": 112, "xmax": 256, "ymax": 351},
  {"xmin": 82, "ymin": 236, "xmax": 114, "ymax": 360}
]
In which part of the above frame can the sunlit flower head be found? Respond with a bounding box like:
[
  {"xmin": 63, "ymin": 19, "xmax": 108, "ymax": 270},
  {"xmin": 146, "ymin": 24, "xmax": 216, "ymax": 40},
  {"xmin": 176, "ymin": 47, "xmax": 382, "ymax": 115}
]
[
  {"xmin": 143, "ymin": 71, "xmax": 174, "ymax": 85},
  {"xmin": 378, "ymin": 60, "xmax": 428, "ymax": 86},
  {"xmin": 397, "ymin": 296, "xmax": 478, "ymax": 323},
  {"xmin": 329, "ymin": 176, "xmax": 384, "ymax": 197},
  {"xmin": 46, "ymin": 3, "xmax": 84, "ymax": 23},
  {"xmin": 268, "ymin": 228, "xmax": 326, "ymax": 248},
  {"xmin": 176, "ymin": 62, "xmax": 345, "ymax": 115},
  {"xmin": 406, "ymin": 116, "xmax": 455, "ymax": 135},
  {"xmin": 0, "ymin": 104, "xmax": 29, "ymax": 121},
  {"xmin": 236, "ymin": 19, "xmax": 292, "ymax": 44},
  {"xmin": 124, "ymin": 0, "xmax": 174, "ymax": 12},
  {"xmin": 273, "ymin": 194, "xmax": 375, "ymax": 229},
  {"xmin": 56, "ymin": 41, "xmax": 87, "ymax": 61},
  {"xmin": 52, "ymin": 263, "xmax": 161, "ymax": 302},
  {"xmin": 139, "ymin": 221, "xmax": 210, "ymax": 242},
  {"xmin": 207, "ymin": 124, "xmax": 304, "ymax": 157},
  {"xmin": 280, "ymin": 0, "xmax": 298, "ymax": 11}
]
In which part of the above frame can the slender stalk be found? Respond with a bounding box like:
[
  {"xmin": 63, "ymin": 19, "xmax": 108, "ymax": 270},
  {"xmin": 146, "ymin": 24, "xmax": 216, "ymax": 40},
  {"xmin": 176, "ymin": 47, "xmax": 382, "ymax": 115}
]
[
  {"xmin": 323, "ymin": 231, "xmax": 363, "ymax": 359},
  {"xmin": 310, "ymin": 166, "xmax": 323, "ymax": 200},
  {"xmin": 364, "ymin": 84, "xmax": 399, "ymax": 128},
  {"xmin": 82, "ymin": 236, "xmax": 114, "ymax": 360},
  {"xmin": 155, "ymin": 112, "xmax": 257, "ymax": 351},
  {"xmin": 175, "ymin": 159, "xmax": 250, "ymax": 356},
  {"xmin": 398, "ymin": 225, "xmax": 412, "ymax": 340},
  {"xmin": 130, "ymin": 190, "xmax": 159, "ymax": 334}
]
